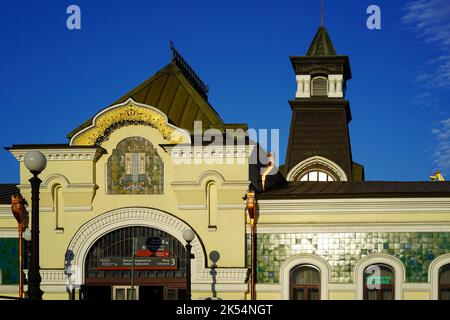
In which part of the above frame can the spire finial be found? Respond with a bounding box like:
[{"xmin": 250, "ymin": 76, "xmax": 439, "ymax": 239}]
[{"xmin": 321, "ymin": 0, "xmax": 324, "ymax": 26}]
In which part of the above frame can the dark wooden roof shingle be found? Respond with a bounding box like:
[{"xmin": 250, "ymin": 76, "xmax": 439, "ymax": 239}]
[
  {"xmin": 258, "ymin": 181, "xmax": 450, "ymax": 199},
  {"xmin": 0, "ymin": 184, "xmax": 19, "ymax": 205}
]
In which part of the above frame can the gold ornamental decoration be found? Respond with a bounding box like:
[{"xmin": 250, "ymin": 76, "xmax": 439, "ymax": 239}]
[{"xmin": 70, "ymin": 98, "xmax": 191, "ymax": 146}]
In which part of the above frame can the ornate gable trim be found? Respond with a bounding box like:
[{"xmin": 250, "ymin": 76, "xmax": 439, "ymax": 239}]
[
  {"xmin": 286, "ymin": 156, "xmax": 348, "ymax": 182},
  {"xmin": 69, "ymin": 98, "xmax": 191, "ymax": 146}
]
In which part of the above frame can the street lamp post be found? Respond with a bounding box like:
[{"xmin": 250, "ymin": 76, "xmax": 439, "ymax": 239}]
[
  {"xmin": 246, "ymin": 191, "xmax": 256, "ymax": 300},
  {"xmin": 182, "ymin": 229, "xmax": 195, "ymax": 300},
  {"xmin": 23, "ymin": 151, "xmax": 47, "ymax": 300}
]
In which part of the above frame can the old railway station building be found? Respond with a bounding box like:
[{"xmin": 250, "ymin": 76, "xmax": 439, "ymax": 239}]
[{"xmin": 1, "ymin": 25, "xmax": 450, "ymax": 300}]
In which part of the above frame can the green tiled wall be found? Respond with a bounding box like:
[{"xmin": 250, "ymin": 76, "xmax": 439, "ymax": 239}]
[
  {"xmin": 0, "ymin": 238, "xmax": 19, "ymax": 284},
  {"xmin": 247, "ymin": 232, "xmax": 450, "ymax": 284}
]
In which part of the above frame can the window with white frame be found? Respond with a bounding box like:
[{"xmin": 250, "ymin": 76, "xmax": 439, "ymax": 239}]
[
  {"xmin": 290, "ymin": 265, "xmax": 321, "ymax": 300},
  {"xmin": 363, "ymin": 264, "xmax": 395, "ymax": 300},
  {"xmin": 439, "ymin": 264, "xmax": 450, "ymax": 300},
  {"xmin": 299, "ymin": 170, "xmax": 335, "ymax": 182}
]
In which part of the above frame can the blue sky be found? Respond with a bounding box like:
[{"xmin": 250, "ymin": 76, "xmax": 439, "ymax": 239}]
[{"xmin": 0, "ymin": 0, "xmax": 449, "ymax": 182}]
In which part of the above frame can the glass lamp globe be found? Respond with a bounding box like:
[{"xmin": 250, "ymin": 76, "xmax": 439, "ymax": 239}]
[
  {"xmin": 24, "ymin": 151, "xmax": 47, "ymax": 173},
  {"xmin": 182, "ymin": 229, "xmax": 195, "ymax": 242},
  {"xmin": 23, "ymin": 228, "xmax": 32, "ymax": 241}
]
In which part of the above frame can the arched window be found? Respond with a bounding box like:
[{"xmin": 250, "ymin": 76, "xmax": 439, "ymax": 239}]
[
  {"xmin": 311, "ymin": 77, "xmax": 328, "ymax": 96},
  {"xmin": 290, "ymin": 265, "xmax": 320, "ymax": 300},
  {"xmin": 52, "ymin": 184, "xmax": 64, "ymax": 231},
  {"xmin": 363, "ymin": 264, "xmax": 395, "ymax": 300},
  {"xmin": 439, "ymin": 264, "xmax": 450, "ymax": 300},
  {"xmin": 207, "ymin": 181, "xmax": 217, "ymax": 229},
  {"xmin": 299, "ymin": 170, "xmax": 335, "ymax": 182}
]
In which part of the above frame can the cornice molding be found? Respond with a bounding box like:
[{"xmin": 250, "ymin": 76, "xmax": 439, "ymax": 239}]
[
  {"xmin": 257, "ymin": 197, "xmax": 450, "ymax": 214},
  {"xmin": 163, "ymin": 144, "xmax": 254, "ymax": 160},
  {"xmin": 9, "ymin": 148, "xmax": 104, "ymax": 162},
  {"xmin": 246, "ymin": 222, "xmax": 450, "ymax": 234}
]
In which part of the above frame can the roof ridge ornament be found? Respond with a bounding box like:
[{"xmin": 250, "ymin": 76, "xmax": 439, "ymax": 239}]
[
  {"xmin": 69, "ymin": 98, "xmax": 191, "ymax": 146},
  {"xmin": 429, "ymin": 170, "xmax": 446, "ymax": 181},
  {"xmin": 169, "ymin": 41, "xmax": 209, "ymax": 100},
  {"xmin": 321, "ymin": 0, "xmax": 325, "ymax": 27}
]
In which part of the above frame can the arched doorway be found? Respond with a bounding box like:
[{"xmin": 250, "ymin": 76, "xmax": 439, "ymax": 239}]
[{"xmin": 81, "ymin": 226, "xmax": 187, "ymax": 300}]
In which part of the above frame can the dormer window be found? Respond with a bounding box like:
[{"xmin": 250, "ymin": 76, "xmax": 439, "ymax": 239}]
[
  {"xmin": 299, "ymin": 170, "xmax": 335, "ymax": 182},
  {"xmin": 311, "ymin": 77, "xmax": 328, "ymax": 96}
]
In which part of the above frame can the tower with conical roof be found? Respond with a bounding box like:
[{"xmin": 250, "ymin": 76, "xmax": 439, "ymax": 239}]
[{"xmin": 284, "ymin": 25, "xmax": 364, "ymax": 182}]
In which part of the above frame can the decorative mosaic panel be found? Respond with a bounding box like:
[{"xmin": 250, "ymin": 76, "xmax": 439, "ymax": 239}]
[
  {"xmin": 107, "ymin": 137, "xmax": 164, "ymax": 194},
  {"xmin": 246, "ymin": 232, "xmax": 450, "ymax": 284},
  {"xmin": 0, "ymin": 238, "xmax": 19, "ymax": 284}
]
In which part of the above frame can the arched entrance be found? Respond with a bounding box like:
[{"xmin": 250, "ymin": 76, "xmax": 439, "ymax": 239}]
[
  {"xmin": 81, "ymin": 226, "xmax": 187, "ymax": 300},
  {"xmin": 65, "ymin": 207, "xmax": 207, "ymax": 300}
]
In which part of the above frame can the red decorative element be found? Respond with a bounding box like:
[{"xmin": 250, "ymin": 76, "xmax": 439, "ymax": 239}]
[
  {"xmin": 135, "ymin": 249, "xmax": 169, "ymax": 257},
  {"xmin": 96, "ymin": 266, "xmax": 177, "ymax": 271}
]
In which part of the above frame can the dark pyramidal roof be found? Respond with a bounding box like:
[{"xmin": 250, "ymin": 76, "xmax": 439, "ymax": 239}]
[
  {"xmin": 68, "ymin": 44, "xmax": 246, "ymax": 139},
  {"xmin": 306, "ymin": 26, "xmax": 337, "ymax": 56}
]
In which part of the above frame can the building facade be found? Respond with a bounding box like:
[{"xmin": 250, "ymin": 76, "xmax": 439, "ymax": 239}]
[{"xmin": 1, "ymin": 26, "xmax": 450, "ymax": 300}]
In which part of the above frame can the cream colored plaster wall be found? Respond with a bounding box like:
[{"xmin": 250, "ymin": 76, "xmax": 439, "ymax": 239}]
[
  {"xmin": 11, "ymin": 124, "xmax": 250, "ymax": 278},
  {"xmin": 329, "ymin": 291, "xmax": 355, "ymax": 300},
  {"xmin": 403, "ymin": 291, "xmax": 429, "ymax": 300}
]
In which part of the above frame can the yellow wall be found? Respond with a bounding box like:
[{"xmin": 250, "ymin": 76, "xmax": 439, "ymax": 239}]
[
  {"xmin": 7, "ymin": 124, "xmax": 250, "ymax": 299},
  {"xmin": 328, "ymin": 291, "xmax": 355, "ymax": 300},
  {"xmin": 403, "ymin": 291, "xmax": 429, "ymax": 300}
]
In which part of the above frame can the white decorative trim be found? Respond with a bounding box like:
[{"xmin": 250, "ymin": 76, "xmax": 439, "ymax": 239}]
[
  {"xmin": 295, "ymin": 75, "xmax": 311, "ymax": 98},
  {"xmin": 164, "ymin": 145, "xmax": 254, "ymax": 160},
  {"xmin": 19, "ymin": 182, "xmax": 97, "ymax": 192},
  {"xmin": 9, "ymin": 148, "xmax": 102, "ymax": 162},
  {"xmin": 42, "ymin": 174, "xmax": 70, "ymax": 189},
  {"xmin": 0, "ymin": 229, "xmax": 18, "ymax": 238},
  {"xmin": 194, "ymin": 268, "xmax": 248, "ymax": 284},
  {"xmin": 66, "ymin": 207, "xmax": 248, "ymax": 288},
  {"xmin": 257, "ymin": 198, "xmax": 450, "ymax": 214},
  {"xmin": 196, "ymin": 170, "xmax": 226, "ymax": 185},
  {"xmin": 171, "ymin": 170, "xmax": 250, "ymax": 188},
  {"xmin": 172, "ymin": 180, "xmax": 250, "ymax": 187},
  {"xmin": 428, "ymin": 253, "xmax": 450, "ymax": 300},
  {"xmin": 328, "ymin": 74, "xmax": 344, "ymax": 98},
  {"xmin": 279, "ymin": 254, "xmax": 331, "ymax": 300},
  {"xmin": 69, "ymin": 98, "xmax": 191, "ymax": 146},
  {"xmin": 286, "ymin": 156, "xmax": 348, "ymax": 182},
  {"xmin": 246, "ymin": 222, "xmax": 450, "ymax": 234},
  {"xmin": 40, "ymin": 270, "xmax": 67, "ymax": 285},
  {"xmin": 354, "ymin": 253, "xmax": 405, "ymax": 300},
  {"xmin": 0, "ymin": 205, "xmax": 15, "ymax": 220}
]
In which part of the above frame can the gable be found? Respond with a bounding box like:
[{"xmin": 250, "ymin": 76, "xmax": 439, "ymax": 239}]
[{"xmin": 67, "ymin": 62, "xmax": 246, "ymax": 142}]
